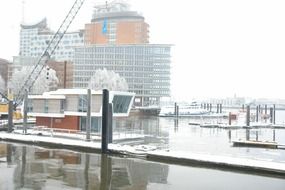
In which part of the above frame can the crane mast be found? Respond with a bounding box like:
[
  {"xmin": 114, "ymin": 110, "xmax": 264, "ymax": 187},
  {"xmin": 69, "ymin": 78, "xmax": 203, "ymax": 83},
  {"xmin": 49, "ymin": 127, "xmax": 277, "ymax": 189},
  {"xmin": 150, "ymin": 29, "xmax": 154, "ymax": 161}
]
[{"xmin": 14, "ymin": 0, "xmax": 85, "ymax": 107}]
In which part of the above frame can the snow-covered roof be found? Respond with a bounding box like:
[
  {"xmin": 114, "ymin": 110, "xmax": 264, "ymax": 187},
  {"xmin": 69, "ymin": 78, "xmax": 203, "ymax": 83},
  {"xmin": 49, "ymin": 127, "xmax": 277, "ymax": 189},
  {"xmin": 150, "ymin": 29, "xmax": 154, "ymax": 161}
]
[
  {"xmin": 29, "ymin": 94, "xmax": 65, "ymax": 100},
  {"xmin": 45, "ymin": 89, "xmax": 102, "ymax": 95}
]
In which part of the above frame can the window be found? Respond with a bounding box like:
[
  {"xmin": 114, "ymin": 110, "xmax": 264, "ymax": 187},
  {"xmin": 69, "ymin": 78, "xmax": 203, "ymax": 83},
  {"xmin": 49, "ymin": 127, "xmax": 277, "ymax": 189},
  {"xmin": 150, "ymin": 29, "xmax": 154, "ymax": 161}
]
[
  {"xmin": 112, "ymin": 95, "xmax": 133, "ymax": 113},
  {"xmin": 78, "ymin": 95, "xmax": 87, "ymax": 112}
]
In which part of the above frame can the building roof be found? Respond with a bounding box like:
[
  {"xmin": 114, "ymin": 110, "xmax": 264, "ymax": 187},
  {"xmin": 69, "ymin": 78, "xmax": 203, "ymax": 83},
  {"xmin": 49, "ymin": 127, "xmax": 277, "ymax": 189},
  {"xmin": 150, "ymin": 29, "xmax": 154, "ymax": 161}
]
[{"xmin": 21, "ymin": 18, "xmax": 48, "ymax": 29}]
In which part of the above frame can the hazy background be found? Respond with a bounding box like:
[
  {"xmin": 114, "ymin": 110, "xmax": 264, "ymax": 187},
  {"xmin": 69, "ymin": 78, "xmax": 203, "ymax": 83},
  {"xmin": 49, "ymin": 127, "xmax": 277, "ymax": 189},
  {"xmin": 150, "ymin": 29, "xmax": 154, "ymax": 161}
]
[{"xmin": 1, "ymin": 0, "xmax": 285, "ymax": 101}]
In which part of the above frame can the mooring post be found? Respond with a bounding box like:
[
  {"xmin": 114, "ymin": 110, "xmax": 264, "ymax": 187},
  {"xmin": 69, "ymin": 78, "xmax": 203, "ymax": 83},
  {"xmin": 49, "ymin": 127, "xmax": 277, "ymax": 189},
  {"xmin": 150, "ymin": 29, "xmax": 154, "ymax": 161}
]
[
  {"xmin": 273, "ymin": 104, "xmax": 276, "ymax": 124},
  {"xmin": 8, "ymin": 100, "xmax": 14, "ymax": 133},
  {"xmin": 23, "ymin": 90, "xmax": 28, "ymax": 134},
  {"xmin": 176, "ymin": 105, "xmax": 179, "ymax": 118},
  {"xmin": 228, "ymin": 112, "xmax": 232, "ymax": 125},
  {"xmin": 108, "ymin": 103, "xmax": 113, "ymax": 143},
  {"xmin": 270, "ymin": 107, "xmax": 273, "ymax": 124},
  {"xmin": 101, "ymin": 89, "xmax": 109, "ymax": 153},
  {"xmin": 256, "ymin": 106, "xmax": 259, "ymax": 123},
  {"xmin": 86, "ymin": 89, "xmax": 91, "ymax": 141},
  {"xmin": 246, "ymin": 105, "xmax": 250, "ymax": 126}
]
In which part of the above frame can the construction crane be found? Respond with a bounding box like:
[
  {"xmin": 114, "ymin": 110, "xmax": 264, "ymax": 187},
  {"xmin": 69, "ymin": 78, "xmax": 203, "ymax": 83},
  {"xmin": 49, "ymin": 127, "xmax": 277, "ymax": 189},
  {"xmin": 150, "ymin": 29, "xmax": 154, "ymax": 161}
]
[
  {"xmin": 0, "ymin": 0, "xmax": 85, "ymax": 132},
  {"xmin": 14, "ymin": 0, "xmax": 85, "ymax": 107}
]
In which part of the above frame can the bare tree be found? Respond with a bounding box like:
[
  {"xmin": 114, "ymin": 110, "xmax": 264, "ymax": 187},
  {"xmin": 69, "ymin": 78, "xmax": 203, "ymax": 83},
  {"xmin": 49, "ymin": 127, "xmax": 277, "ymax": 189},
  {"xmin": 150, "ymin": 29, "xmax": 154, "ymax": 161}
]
[
  {"xmin": 88, "ymin": 68, "xmax": 128, "ymax": 91},
  {"xmin": 9, "ymin": 66, "xmax": 59, "ymax": 95},
  {"xmin": 0, "ymin": 75, "xmax": 5, "ymax": 93}
]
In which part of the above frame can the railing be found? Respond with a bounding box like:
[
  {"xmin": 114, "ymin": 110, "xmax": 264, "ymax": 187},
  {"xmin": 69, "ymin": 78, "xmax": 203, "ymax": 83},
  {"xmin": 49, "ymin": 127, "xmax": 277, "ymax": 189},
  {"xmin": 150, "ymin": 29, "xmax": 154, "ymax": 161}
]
[{"xmin": 13, "ymin": 125, "xmax": 145, "ymax": 141}]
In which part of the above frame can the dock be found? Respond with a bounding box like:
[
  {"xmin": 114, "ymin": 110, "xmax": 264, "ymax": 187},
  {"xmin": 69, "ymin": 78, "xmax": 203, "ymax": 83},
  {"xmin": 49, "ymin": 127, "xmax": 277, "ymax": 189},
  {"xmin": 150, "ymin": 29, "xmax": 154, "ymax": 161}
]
[
  {"xmin": 0, "ymin": 131, "xmax": 285, "ymax": 177},
  {"xmin": 232, "ymin": 140, "xmax": 278, "ymax": 149}
]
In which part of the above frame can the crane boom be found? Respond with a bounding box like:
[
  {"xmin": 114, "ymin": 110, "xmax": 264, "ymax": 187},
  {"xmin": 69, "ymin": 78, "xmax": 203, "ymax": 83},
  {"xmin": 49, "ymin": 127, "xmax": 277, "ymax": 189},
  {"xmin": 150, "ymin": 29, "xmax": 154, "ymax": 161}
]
[{"xmin": 14, "ymin": 0, "xmax": 85, "ymax": 107}]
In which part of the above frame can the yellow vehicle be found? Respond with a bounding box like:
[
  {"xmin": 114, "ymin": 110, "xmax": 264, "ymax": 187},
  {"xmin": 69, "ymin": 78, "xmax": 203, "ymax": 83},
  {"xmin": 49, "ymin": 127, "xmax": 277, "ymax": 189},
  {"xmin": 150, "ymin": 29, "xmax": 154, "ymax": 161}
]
[{"xmin": 0, "ymin": 103, "xmax": 23, "ymax": 119}]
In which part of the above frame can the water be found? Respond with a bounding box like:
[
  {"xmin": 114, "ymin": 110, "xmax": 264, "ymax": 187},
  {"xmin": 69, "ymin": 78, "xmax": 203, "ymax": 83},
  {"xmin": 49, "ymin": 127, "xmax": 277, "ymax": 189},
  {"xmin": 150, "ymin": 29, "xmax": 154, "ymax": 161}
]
[
  {"xmin": 113, "ymin": 110, "xmax": 285, "ymax": 163},
  {"xmin": 0, "ymin": 142, "xmax": 285, "ymax": 190}
]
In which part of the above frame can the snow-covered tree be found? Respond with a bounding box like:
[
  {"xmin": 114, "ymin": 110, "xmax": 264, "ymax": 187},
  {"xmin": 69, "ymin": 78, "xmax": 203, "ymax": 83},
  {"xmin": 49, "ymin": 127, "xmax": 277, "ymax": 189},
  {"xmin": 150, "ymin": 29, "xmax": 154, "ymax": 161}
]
[
  {"xmin": 9, "ymin": 66, "xmax": 59, "ymax": 95},
  {"xmin": 0, "ymin": 75, "xmax": 5, "ymax": 93},
  {"xmin": 88, "ymin": 68, "xmax": 128, "ymax": 91}
]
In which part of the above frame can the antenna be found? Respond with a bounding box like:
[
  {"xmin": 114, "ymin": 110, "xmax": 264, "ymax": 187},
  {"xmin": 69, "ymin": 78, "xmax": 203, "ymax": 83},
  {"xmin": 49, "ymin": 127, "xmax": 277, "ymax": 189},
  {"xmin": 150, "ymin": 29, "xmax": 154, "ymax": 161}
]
[{"xmin": 22, "ymin": 0, "xmax": 26, "ymax": 23}]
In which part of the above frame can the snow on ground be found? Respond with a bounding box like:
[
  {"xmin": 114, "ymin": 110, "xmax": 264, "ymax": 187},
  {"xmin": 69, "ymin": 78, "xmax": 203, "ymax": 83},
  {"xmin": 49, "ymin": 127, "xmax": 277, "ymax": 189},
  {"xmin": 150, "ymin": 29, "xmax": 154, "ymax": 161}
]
[{"xmin": 0, "ymin": 131, "xmax": 285, "ymax": 173}]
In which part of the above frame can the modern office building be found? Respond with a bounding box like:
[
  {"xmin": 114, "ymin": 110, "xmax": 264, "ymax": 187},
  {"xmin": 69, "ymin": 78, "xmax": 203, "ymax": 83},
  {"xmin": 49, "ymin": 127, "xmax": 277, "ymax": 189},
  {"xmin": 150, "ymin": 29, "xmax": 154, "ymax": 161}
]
[
  {"xmin": 73, "ymin": 44, "xmax": 171, "ymax": 106},
  {"xmin": 20, "ymin": 18, "xmax": 84, "ymax": 61},
  {"xmin": 84, "ymin": 0, "xmax": 149, "ymax": 45}
]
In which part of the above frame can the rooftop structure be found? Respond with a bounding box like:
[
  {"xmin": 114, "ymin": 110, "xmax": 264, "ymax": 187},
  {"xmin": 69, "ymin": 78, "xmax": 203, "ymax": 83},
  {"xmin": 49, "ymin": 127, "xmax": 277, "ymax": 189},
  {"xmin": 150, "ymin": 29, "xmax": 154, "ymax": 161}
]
[
  {"xmin": 20, "ymin": 18, "xmax": 84, "ymax": 61},
  {"xmin": 85, "ymin": 0, "xmax": 149, "ymax": 45}
]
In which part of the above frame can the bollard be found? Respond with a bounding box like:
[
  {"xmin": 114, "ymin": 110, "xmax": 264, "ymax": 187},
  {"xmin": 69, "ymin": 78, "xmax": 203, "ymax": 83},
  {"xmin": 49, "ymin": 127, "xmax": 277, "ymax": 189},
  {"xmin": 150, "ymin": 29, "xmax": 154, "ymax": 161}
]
[
  {"xmin": 86, "ymin": 89, "xmax": 91, "ymax": 141},
  {"xmin": 220, "ymin": 104, "xmax": 223, "ymax": 113},
  {"xmin": 101, "ymin": 89, "xmax": 109, "ymax": 153},
  {"xmin": 256, "ymin": 106, "xmax": 259, "ymax": 123},
  {"xmin": 228, "ymin": 112, "xmax": 232, "ymax": 125},
  {"xmin": 176, "ymin": 105, "xmax": 179, "ymax": 118},
  {"xmin": 108, "ymin": 103, "xmax": 113, "ymax": 143},
  {"xmin": 246, "ymin": 105, "xmax": 250, "ymax": 126}
]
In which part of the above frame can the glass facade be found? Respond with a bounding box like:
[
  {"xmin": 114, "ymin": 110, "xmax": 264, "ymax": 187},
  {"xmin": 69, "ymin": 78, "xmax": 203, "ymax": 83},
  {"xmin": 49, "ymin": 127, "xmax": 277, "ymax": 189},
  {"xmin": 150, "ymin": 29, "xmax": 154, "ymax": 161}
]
[
  {"xmin": 112, "ymin": 95, "xmax": 133, "ymax": 113},
  {"xmin": 79, "ymin": 117, "xmax": 101, "ymax": 132},
  {"xmin": 74, "ymin": 44, "xmax": 171, "ymax": 106}
]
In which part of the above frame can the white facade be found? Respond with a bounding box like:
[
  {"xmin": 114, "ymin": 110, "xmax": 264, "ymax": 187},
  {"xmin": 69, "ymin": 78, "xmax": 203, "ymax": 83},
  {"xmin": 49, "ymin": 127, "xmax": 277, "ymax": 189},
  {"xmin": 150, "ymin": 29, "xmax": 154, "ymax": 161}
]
[{"xmin": 20, "ymin": 18, "xmax": 84, "ymax": 61}]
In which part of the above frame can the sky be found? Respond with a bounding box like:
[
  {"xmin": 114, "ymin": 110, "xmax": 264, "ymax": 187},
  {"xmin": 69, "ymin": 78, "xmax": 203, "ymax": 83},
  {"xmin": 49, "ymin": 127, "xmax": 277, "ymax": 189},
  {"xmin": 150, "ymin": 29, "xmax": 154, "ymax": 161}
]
[{"xmin": 1, "ymin": 0, "xmax": 285, "ymax": 101}]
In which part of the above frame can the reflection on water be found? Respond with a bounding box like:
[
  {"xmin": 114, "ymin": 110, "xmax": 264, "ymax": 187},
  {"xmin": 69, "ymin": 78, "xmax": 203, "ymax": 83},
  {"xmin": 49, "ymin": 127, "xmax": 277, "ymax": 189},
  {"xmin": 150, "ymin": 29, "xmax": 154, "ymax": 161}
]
[
  {"xmin": 0, "ymin": 143, "xmax": 285, "ymax": 189},
  {"xmin": 0, "ymin": 143, "xmax": 169, "ymax": 189}
]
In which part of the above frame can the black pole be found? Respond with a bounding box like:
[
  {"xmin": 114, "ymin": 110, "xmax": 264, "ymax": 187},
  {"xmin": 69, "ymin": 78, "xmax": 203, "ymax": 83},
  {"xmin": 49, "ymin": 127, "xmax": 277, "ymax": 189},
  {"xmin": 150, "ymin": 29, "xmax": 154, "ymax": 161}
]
[
  {"xmin": 174, "ymin": 102, "xmax": 177, "ymax": 116},
  {"xmin": 256, "ymin": 106, "xmax": 259, "ymax": 123},
  {"xmin": 216, "ymin": 104, "xmax": 219, "ymax": 113},
  {"xmin": 220, "ymin": 104, "xmax": 222, "ymax": 113},
  {"xmin": 270, "ymin": 107, "xmax": 273, "ymax": 123},
  {"xmin": 108, "ymin": 103, "xmax": 113, "ymax": 143},
  {"xmin": 229, "ymin": 112, "xmax": 232, "ymax": 125},
  {"xmin": 101, "ymin": 89, "xmax": 109, "ymax": 154}
]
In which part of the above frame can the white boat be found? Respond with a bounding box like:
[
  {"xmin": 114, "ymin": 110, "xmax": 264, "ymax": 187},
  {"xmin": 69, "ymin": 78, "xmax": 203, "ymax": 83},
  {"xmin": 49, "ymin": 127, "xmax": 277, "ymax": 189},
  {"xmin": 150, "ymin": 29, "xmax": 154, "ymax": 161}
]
[{"xmin": 159, "ymin": 102, "xmax": 210, "ymax": 117}]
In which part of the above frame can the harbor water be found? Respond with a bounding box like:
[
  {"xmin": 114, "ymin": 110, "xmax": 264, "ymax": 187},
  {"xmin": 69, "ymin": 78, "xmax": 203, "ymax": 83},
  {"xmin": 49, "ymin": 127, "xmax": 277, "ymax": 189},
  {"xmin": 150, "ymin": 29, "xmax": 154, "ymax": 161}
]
[
  {"xmin": 0, "ymin": 110, "xmax": 285, "ymax": 189},
  {"xmin": 0, "ymin": 142, "xmax": 285, "ymax": 189}
]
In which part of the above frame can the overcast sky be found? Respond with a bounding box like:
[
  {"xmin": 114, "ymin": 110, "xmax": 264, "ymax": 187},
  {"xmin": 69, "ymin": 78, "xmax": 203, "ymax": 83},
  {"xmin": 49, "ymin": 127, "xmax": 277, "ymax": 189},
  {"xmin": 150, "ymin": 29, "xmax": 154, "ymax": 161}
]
[{"xmin": 1, "ymin": 0, "xmax": 285, "ymax": 100}]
